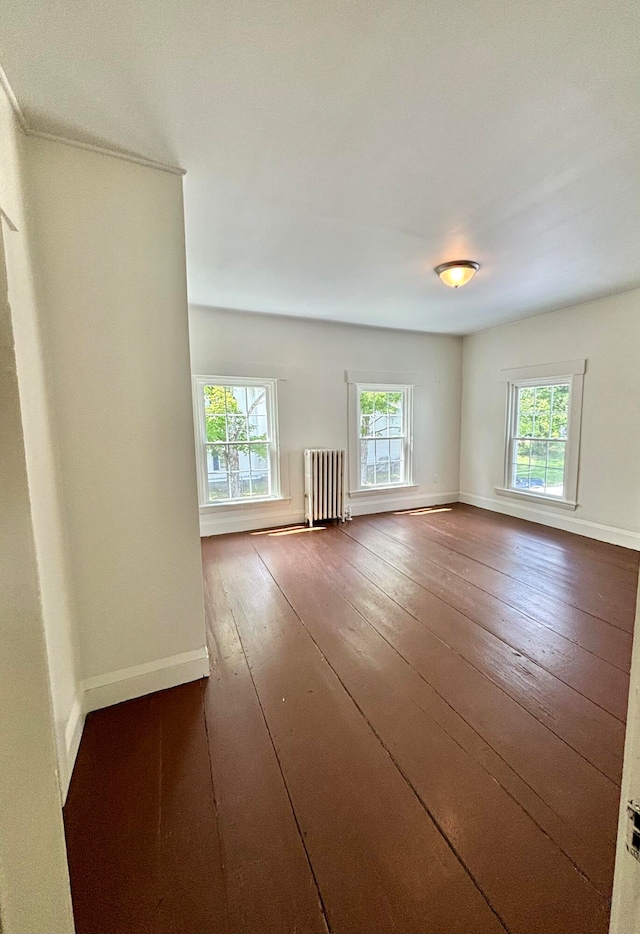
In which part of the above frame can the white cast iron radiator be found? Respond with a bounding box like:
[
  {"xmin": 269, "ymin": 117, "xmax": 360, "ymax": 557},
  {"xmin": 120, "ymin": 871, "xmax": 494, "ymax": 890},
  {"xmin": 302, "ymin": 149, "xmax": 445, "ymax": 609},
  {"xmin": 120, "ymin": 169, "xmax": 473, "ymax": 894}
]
[{"xmin": 304, "ymin": 449, "xmax": 347, "ymax": 526}]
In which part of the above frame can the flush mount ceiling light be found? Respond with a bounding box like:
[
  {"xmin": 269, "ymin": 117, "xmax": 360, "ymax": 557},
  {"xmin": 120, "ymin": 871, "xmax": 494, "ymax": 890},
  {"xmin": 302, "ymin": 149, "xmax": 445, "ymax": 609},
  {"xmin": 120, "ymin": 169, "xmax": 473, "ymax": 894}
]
[{"xmin": 434, "ymin": 260, "xmax": 480, "ymax": 288}]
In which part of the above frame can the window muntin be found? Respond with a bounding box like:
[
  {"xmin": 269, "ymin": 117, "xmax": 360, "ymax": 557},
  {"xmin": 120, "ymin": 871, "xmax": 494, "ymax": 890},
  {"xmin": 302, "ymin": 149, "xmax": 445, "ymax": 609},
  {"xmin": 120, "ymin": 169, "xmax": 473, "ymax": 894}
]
[
  {"xmin": 508, "ymin": 381, "xmax": 570, "ymax": 498},
  {"xmin": 357, "ymin": 386, "xmax": 412, "ymax": 489},
  {"xmin": 194, "ymin": 378, "xmax": 280, "ymax": 505}
]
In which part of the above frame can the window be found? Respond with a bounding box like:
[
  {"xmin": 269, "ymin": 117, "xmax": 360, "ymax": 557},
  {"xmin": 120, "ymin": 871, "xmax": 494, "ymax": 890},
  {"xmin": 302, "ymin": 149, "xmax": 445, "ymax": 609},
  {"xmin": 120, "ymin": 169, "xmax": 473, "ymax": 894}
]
[
  {"xmin": 355, "ymin": 385, "xmax": 413, "ymax": 490},
  {"xmin": 193, "ymin": 376, "xmax": 280, "ymax": 506},
  {"xmin": 508, "ymin": 381, "xmax": 570, "ymax": 496},
  {"xmin": 499, "ymin": 361, "xmax": 585, "ymax": 508}
]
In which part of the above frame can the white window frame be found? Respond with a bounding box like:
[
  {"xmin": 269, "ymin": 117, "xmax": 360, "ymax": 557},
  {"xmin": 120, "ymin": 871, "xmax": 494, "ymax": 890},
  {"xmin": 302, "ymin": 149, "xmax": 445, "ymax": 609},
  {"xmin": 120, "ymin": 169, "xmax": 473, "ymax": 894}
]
[
  {"xmin": 496, "ymin": 360, "xmax": 585, "ymax": 511},
  {"xmin": 348, "ymin": 382, "xmax": 414, "ymax": 494},
  {"xmin": 192, "ymin": 375, "xmax": 281, "ymax": 508}
]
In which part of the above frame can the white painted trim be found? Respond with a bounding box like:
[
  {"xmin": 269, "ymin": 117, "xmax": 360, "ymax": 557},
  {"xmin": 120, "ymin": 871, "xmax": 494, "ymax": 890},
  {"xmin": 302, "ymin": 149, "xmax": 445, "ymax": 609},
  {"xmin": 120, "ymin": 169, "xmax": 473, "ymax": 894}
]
[
  {"xmin": 350, "ymin": 490, "xmax": 459, "ymax": 518},
  {"xmin": 0, "ymin": 61, "xmax": 185, "ymax": 175},
  {"xmin": 27, "ymin": 131, "xmax": 185, "ymax": 176},
  {"xmin": 200, "ymin": 495, "xmax": 292, "ymax": 511},
  {"xmin": 200, "ymin": 491, "xmax": 459, "ymax": 535},
  {"xmin": 349, "ymin": 483, "xmax": 419, "ymax": 497},
  {"xmin": 201, "ymin": 508, "xmax": 305, "ymax": 536},
  {"xmin": 191, "ymin": 360, "xmax": 290, "ymax": 381},
  {"xmin": 460, "ymin": 492, "xmax": 640, "ymax": 550},
  {"xmin": 499, "ymin": 359, "xmax": 586, "ymax": 382},
  {"xmin": 494, "ymin": 487, "xmax": 577, "ymax": 511},
  {"xmin": 0, "ymin": 64, "xmax": 28, "ymax": 132},
  {"xmin": 83, "ymin": 647, "xmax": 210, "ymax": 713},
  {"xmin": 345, "ymin": 369, "xmax": 423, "ymax": 385},
  {"xmin": 60, "ymin": 696, "xmax": 85, "ymax": 803}
]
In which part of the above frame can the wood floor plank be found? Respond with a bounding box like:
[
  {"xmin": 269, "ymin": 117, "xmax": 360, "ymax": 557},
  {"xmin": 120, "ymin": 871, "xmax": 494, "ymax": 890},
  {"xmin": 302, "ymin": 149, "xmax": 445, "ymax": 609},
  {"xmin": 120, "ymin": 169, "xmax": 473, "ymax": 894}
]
[
  {"xmin": 369, "ymin": 511, "xmax": 633, "ymax": 672},
  {"xmin": 285, "ymin": 526, "xmax": 618, "ymax": 893},
  {"xmin": 201, "ymin": 549, "xmax": 328, "ymax": 934},
  {"xmin": 65, "ymin": 688, "xmax": 229, "ymax": 934},
  {"xmin": 64, "ymin": 696, "xmax": 164, "ymax": 934},
  {"xmin": 155, "ymin": 682, "xmax": 230, "ymax": 934},
  {"xmin": 64, "ymin": 505, "xmax": 634, "ymax": 934},
  {"xmin": 305, "ymin": 527, "xmax": 621, "ymax": 847},
  {"xmin": 360, "ymin": 514, "xmax": 630, "ymax": 717},
  {"xmin": 342, "ymin": 520, "xmax": 625, "ymax": 781},
  {"xmin": 430, "ymin": 506, "xmax": 639, "ymax": 618},
  {"xmin": 451, "ymin": 505, "xmax": 640, "ymax": 576},
  {"xmin": 405, "ymin": 505, "xmax": 638, "ymax": 629},
  {"xmin": 253, "ymin": 530, "xmax": 611, "ymax": 934},
  {"xmin": 211, "ymin": 533, "xmax": 506, "ymax": 934}
]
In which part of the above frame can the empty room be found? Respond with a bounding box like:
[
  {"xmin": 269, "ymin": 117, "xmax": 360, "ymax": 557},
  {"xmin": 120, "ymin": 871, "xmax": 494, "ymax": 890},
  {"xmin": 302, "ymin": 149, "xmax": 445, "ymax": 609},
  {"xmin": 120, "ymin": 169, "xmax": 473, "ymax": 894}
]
[{"xmin": 1, "ymin": 2, "xmax": 640, "ymax": 933}]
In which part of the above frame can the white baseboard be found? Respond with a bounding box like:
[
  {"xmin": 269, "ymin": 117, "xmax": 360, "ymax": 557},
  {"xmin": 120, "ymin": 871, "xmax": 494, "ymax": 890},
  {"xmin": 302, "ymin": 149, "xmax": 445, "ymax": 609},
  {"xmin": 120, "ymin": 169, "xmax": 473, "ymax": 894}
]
[
  {"xmin": 83, "ymin": 647, "xmax": 211, "ymax": 713},
  {"xmin": 200, "ymin": 507, "xmax": 304, "ymax": 536},
  {"xmin": 350, "ymin": 490, "xmax": 459, "ymax": 518},
  {"xmin": 57, "ymin": 694, "xmax": 85, "ymax": 803},
  {"xmin": 200, "ymin": 492, "xmax": 459, "ymax": 536},
  {"xmin": 460, "ymin": 492, "xmax": 640, "ymax": 551}
]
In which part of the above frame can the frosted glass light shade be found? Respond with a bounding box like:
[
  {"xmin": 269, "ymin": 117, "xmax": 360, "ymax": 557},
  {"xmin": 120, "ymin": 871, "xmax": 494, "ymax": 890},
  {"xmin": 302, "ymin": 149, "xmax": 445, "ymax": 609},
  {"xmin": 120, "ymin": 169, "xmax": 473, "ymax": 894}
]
[{"xmin": 435, "ymin": 260, "xmax": 479, "ymax": 288}]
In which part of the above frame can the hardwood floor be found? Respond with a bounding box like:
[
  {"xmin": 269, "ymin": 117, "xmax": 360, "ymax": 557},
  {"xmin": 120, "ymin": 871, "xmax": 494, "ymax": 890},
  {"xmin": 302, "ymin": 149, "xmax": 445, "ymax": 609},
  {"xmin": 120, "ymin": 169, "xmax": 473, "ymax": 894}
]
[{"xmin": 64, "ymin": 504, "xmax": 639, "ymax": 934}]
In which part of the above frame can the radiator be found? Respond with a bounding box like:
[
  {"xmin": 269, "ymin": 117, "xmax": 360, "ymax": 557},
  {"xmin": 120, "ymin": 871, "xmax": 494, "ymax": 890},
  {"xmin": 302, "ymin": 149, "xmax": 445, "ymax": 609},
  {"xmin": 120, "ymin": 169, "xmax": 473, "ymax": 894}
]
[{"xmin": 304, "ymin": 449, "xmax": 347, "ymax": 526}]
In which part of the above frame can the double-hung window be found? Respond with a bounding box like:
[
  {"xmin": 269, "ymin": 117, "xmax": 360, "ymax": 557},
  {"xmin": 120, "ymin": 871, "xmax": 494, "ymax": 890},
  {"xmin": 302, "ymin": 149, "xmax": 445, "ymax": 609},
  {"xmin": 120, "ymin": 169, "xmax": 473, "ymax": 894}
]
[
  {"xmin": 354, "ymin": 384, "xmax": 413, "ymax": 490},
  {"xmin": 193, "ymin": 376, "xmax": 280, "ymax": 506},
  {"xmin": 500, "ymin": 361, "xmax": 585, "ymax": 508}
]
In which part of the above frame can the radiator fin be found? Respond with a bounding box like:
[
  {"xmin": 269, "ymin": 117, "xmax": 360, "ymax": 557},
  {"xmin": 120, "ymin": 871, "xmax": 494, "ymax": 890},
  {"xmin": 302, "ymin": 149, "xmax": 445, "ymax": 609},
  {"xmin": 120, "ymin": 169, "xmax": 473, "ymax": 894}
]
[{"xmin": 304, "ymin": 449, "xmax": 346, "ymax": 526}]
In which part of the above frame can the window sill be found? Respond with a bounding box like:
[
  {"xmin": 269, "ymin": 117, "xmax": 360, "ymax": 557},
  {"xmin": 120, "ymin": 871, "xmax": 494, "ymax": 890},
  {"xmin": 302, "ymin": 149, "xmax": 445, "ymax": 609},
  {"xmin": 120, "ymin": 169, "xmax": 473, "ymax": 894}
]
[
  {"xmin": 349, "ymin": 483, "xmax": 419, "ymax": 498},
  {"xmin": 494, "ymin": 487, "xmax": 577, "ymax": 511},
  {"xmin": 199, "ymin": 496, "xmax": 291, "ymax": 512}
]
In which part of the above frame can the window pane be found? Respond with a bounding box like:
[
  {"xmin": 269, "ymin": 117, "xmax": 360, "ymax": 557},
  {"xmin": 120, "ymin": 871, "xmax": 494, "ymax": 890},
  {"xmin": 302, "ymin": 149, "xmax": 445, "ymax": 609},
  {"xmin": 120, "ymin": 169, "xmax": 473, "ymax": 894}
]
[
  {"xmin": 551, "ymin": 384, "xmax": 570, "ymax": 438},
  {"xmin": 530, "ymin": 440, "xmax": 547, "ymax": 467},
  {"xmin": 361, "ymin": 439, "xmax": 376, "ymax": 485},
  {"xmin": 547, "ymin": 440, "xmax": 565, "ymax": 495},
  {"xmin": 511, "ymin": 380, "xmax": 574, "ymax": 496},
  {"xmin": 200, "ymin": 380, "xmax": 276, "ymax": 504},
  {"xmin": 533, "ymin": 386, "xmax": 551, "ymax": 438},
  {"xmin": 232, "ymin": 386, "xmax": 248, "ymax": 414},
  {"xmin": 206, "ymin": 447, "xmax": 272, "ymax": 502},
  {"xmin": 247, "ymin": 386, "xmax": 267, "ymax": 416},
  {"xmin": 359, "ymin": 392, "xmax": 377, "ymax": 436},
  {"xmin": 513, "ymin": 463, "xmax": 532, "ymax": 489},
  {"xmin": 513, "ymin": 439, "xmax": 530, "ymax": 489},
  {"xmin": 515, "ymin": 439, "xmax": 531, "ymax": 463},
  {"xmin": 360, "ymin": 390, "xmax": 405, "ymax": 439},
  {"xmin": 373, "ymin": 414, "xmax": 389, "ymax": 437},
  {"xmin": 545, "ymin": 468, "xmax": 564, "ymax": 496},
  {"xmin": 517, "ymin": 387, "xmax": 535, "ymax": 437},
  {"xmin": 375, "ymin": 439, "xmax": 390, "ymax": 484},
  {"xmin": 249, "ymin": 414, "xmax": 268, "ymax": 440},
  {"xmin": 358, "ymin": 387, "xmax": 407, "ymax": 487}
]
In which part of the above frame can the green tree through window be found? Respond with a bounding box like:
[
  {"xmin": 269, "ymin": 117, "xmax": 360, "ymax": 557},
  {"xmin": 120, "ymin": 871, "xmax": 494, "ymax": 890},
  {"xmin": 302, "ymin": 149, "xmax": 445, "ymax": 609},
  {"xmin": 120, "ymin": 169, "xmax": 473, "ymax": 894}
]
[{"xmin": 204, "ymin": 385, "xmax": 269, "ymax": 500}]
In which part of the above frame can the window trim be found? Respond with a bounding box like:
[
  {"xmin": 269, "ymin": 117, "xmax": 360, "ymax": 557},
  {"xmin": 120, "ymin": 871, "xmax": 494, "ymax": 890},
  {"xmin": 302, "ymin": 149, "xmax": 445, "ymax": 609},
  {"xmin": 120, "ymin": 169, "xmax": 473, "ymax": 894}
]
[
  {"xmin": 192, "ymin": 375, "xmax": 282, "ymax": 509},
  {"xmin": 496, "ymin": 362, "xmax": 585, "ymax": 510},
  {"xmin": 348, "ymin": 382, "xmax": 414, "ymax": 495}
]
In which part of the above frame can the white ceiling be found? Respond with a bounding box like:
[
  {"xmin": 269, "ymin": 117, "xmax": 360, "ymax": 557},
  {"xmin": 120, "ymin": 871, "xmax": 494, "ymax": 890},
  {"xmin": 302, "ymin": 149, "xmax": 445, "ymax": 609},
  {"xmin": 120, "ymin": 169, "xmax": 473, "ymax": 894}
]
[{"xmin": 2, "ymin": 0, "xmax": 640, "ymax": 333}]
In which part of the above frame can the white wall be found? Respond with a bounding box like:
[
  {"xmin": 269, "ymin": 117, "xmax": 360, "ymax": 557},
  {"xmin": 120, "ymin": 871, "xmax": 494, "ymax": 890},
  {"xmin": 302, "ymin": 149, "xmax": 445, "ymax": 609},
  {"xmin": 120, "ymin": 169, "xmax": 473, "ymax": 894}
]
[
  {"xmin": 460, "ymin": 289, "xmax": 640, "ymax": 548},
  {"xmin": 5, "ymin": 130, "xmax": 82, "ymax": 798},
  {"xmin": 189, "ymin": 306, "xmax": 462, "ymax": 535},
  {"xmin": 0, "ymin": 78, "xmax": 74, "ymax": 934},
  {"xmin": 27, "ymin": 138, "xmax": 208, "ymax": 711}
]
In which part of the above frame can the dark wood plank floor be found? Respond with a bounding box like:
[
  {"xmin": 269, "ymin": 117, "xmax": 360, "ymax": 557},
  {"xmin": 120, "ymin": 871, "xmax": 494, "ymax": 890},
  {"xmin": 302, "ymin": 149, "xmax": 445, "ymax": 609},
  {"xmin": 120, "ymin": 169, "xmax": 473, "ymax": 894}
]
[{"xmin": 64, "ymin": 504, "xmax": 639, "ymax": 934}]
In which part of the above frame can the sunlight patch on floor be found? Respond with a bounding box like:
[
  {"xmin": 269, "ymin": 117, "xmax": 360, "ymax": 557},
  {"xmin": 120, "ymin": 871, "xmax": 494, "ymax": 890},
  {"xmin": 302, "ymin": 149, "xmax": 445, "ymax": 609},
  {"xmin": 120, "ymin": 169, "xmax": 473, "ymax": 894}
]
[
  {"xmin": 250, "ymin": 525, "xmax": 327, "ymax": 537},
  {"xmin": 393, "ymin": 507, "xmax": 453, "ymax": 516}
]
